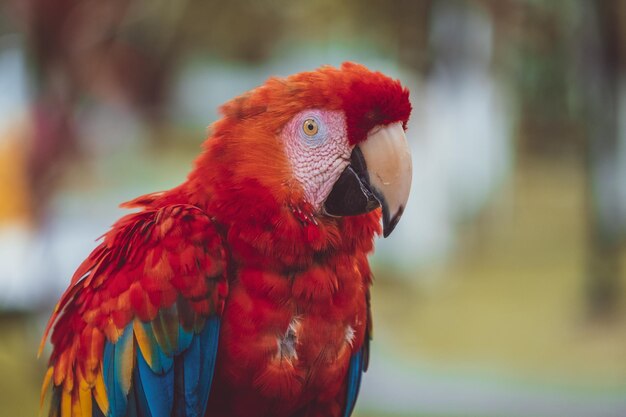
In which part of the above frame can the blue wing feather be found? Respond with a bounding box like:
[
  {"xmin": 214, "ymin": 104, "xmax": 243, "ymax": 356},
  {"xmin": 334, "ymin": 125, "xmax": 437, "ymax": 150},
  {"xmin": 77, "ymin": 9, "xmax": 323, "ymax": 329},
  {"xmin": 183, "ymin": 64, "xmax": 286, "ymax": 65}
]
[
  {"xmin": 137, "ymin": 321, "xmax": 174, "ymax": 374},
  {"xmin": 175, "ymin": 316, "xmax": 220, "ymax": 417},
  {"xmin": 343, "ymin": 348, "xmax": 365, "ymax": 417},
  {"xmin": 130, "ymin": 373, "xmax": 150, "ymax": 417},
  {"xmin": 197, "ymin": 316, "xmax": 220, "ymax": 415},
  {"xmin": 103, "ymin": 327, "xmax": 133, "ymax": 417},
  {"xmin": 176, "ymin": 326, "xmax": 194, "ymax": 355},
  {"xmin": 100, "ymin": 317, "xmax": 220, "ymax": 417},
  {"xmin": 135, "ymin": 345, "xmax": 175, "ymax": 417}
]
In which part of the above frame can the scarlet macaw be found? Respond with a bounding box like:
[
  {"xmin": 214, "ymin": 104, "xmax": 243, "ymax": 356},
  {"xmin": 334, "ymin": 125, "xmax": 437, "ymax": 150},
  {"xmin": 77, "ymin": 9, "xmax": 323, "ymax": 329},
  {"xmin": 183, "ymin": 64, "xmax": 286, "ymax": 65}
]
[{"xmin": 41, "ymin": 62, "xmax": 412, "ymax": 417}]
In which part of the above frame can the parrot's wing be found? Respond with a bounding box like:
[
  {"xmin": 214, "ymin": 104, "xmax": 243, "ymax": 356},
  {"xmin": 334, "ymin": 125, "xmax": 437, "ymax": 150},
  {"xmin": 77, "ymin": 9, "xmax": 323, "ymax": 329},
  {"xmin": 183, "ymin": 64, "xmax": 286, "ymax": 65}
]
[
  {"xmin": 40, "ymin": 204, "xmax": 228, "ymax": 417},
  {"xmin": 342, "ymin": 289, "xmax": 372, "ymax": 417}
]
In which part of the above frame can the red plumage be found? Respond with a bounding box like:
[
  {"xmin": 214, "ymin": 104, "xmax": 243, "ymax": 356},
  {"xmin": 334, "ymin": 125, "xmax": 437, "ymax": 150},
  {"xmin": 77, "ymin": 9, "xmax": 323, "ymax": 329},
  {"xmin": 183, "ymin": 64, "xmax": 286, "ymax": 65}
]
[{"xmin": 41, "ymin": 62, "xmax": 411, "ymax": 417}]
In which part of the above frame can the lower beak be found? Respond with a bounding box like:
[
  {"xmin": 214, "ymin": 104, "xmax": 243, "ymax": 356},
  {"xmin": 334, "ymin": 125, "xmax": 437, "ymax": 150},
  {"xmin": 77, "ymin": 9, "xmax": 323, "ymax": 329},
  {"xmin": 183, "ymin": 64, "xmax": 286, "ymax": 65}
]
[{"xmin": 323, "ymin": 122, "xmax": 412, "ymax": 237}]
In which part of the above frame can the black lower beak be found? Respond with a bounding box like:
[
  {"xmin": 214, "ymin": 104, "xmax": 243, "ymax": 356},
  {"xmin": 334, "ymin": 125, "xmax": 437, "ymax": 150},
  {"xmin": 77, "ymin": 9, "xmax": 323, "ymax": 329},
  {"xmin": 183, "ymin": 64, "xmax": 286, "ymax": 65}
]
[
  {"xmin": 324, "ymin": 148, "xmax": 400, "ymax": 237},
  {"xmin": 324, "ymin": 176, "xmax": 378, "ymax": 221},
  {"xmin": 323, "ymin": 148, "xmax": 379, "ymax": 218}
]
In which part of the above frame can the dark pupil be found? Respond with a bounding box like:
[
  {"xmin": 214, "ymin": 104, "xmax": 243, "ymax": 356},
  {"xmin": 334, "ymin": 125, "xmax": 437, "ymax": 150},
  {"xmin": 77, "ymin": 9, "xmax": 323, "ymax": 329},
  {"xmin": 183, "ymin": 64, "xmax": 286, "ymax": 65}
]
[{"xmin": 307, "ymin": 123, "xmax": 314, "ymax": 131}]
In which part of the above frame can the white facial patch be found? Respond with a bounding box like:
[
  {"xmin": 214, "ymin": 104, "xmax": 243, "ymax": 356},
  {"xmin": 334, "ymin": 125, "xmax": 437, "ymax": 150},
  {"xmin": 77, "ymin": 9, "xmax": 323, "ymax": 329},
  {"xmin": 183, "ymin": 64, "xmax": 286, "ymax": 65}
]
[{"xmin": 282, "ymin": 109, "xmax": 352, "ymax": 211}]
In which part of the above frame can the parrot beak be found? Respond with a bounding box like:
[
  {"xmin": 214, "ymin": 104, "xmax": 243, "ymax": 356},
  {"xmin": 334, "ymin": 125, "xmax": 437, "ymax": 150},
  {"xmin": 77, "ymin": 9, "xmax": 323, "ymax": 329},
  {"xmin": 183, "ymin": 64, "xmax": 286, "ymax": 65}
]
[{"xmin": 324, "ymin": 122, "xmax": 412, "ymax": 237}]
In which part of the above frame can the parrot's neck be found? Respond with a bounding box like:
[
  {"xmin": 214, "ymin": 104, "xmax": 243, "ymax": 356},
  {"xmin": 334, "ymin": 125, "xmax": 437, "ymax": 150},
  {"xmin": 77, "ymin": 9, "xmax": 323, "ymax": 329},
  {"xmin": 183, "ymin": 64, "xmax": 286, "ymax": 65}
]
[
  {"xmin": 196, "ymin": 187, "xmax": 379, "ymax": 270},
  {"xmin": 171, "ymin": 134, "xmax": 382, "ymax": 270},
  {"xmin": 173, "ymin": 185, "xmax": 378, "ymax": 271}
]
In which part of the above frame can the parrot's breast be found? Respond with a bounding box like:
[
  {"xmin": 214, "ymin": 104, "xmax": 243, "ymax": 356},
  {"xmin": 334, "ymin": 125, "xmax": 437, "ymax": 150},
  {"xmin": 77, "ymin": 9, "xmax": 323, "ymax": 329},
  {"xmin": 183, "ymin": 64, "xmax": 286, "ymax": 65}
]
[{"xmin": 208, "ymin": 253, "xmax": 370, "ymax": 416}]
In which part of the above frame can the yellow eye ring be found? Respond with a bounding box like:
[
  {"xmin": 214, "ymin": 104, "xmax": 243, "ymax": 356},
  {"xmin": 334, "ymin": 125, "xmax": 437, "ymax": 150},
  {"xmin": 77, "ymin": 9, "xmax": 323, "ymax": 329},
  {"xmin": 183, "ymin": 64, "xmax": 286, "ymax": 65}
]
[{"xmin": 302, "ymin": 118, "xmax": 319, "ymax": 136}]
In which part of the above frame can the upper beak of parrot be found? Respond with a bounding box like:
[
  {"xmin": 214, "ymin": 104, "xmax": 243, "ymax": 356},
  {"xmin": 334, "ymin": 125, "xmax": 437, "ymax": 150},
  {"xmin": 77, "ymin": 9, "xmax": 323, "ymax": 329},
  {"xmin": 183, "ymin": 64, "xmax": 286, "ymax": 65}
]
[{"xmin": 323, "ymin": 122, "xmax": 412, "ymax": 237}]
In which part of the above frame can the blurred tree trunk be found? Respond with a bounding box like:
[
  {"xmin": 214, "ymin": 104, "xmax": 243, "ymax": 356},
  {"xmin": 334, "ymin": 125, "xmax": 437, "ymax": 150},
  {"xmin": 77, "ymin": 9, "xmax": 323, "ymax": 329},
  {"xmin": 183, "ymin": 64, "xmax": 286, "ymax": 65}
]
[
  {"xmin": 577, "ymin": 0, "xmax": 623, "ymax": 317},
  {"xmin": 347, "ymin": 0, "xmax": 433, "ymax": 78},
  {"xmin": 15, "ymin": 0, "xmax": 85, "ymax": 225},
  {"xmin": 9, "ymin": 0, "xmax": 193, "ymax": 224},
  {"xmin": 395, "ymin": 0, "xmax": 433, "ymax": 77}
]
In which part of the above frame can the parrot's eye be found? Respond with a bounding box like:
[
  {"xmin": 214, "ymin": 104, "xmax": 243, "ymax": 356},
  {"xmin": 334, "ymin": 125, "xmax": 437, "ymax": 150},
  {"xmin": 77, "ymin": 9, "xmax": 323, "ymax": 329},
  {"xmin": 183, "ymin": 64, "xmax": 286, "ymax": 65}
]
[{"xmin": 302, "ymin": 119, "xmax": 319, "ymax": 136}]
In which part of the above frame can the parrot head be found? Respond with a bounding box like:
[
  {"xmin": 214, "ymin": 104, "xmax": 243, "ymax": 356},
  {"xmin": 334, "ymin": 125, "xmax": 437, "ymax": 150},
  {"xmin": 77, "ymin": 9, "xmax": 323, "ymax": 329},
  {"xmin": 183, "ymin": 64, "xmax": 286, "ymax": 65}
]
[{"xmin": 188, "ymin": 62, "xmax": 411, "ymax": 260}]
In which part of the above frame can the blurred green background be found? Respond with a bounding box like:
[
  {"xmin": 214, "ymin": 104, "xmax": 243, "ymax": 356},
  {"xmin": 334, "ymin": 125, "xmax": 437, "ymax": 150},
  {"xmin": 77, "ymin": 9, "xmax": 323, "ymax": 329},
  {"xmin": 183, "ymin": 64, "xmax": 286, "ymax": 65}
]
[{"xmin": 0, "ymin": 0, "xmax": 625, "ymax": 416}]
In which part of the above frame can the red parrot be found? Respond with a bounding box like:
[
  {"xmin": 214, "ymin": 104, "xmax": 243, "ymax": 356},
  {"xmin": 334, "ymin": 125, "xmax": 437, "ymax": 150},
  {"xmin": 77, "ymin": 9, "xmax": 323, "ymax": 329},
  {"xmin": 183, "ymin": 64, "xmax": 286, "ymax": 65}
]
[{"xmin": 40, "ymin": 62, "xmax": 412, "ymax": 417}]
